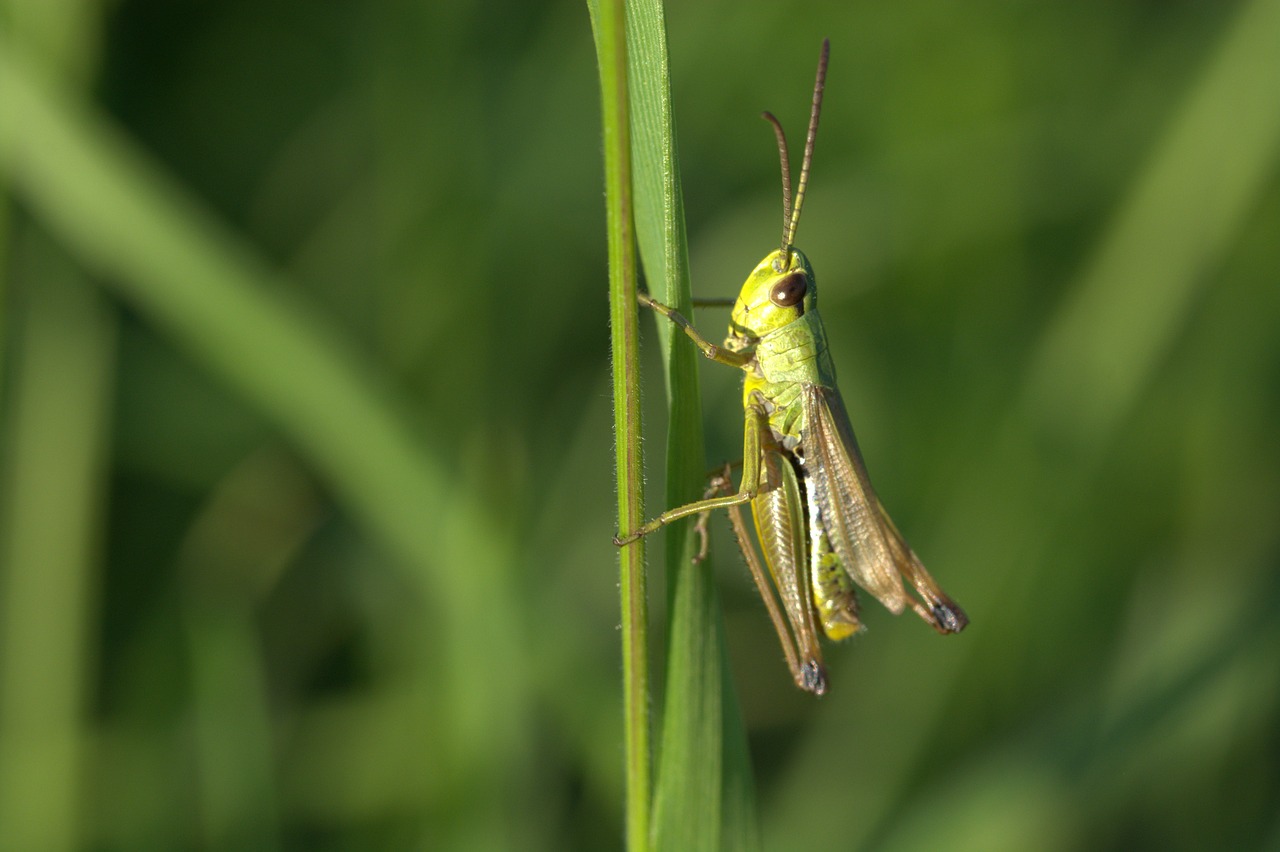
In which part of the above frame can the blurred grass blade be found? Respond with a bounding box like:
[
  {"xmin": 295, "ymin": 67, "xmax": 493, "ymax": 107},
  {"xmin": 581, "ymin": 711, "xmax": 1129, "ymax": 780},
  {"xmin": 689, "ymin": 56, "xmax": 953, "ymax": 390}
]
[
  {"xmin": 183, "ymin": 609, "xmax": 281, "ymax": 852},
  {"xmin": 588, "ymin": 0, "xmax": 651, "ymax": 847},
  {"xmin": 0, "ymin": 36, "xmax": 532, "ymax": 833},
  {"xmin": 177, "ymin": 452, "xmax": 322, "ymax": 852},
  {"xmin": 0, "ymin": 240, "xmax": 114, "ymax": 852},
  {"xmin": 621, "ymin": 1, "xmax": 757, "ymax": 849},
  {"xmin": 1024, "ymin": 0, "xmax": 1280, "ymax": 447}
]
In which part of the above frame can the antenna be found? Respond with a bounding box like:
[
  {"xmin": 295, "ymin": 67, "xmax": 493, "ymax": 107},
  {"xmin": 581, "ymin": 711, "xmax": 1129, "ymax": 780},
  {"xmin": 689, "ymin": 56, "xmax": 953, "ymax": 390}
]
[
  {"xmin": 770, "ymin": 38, "xmax": 829, "ymax": 269},
  {"xmin": 761, "ymin": 110, "xmax": 792, "ymax": 260}
]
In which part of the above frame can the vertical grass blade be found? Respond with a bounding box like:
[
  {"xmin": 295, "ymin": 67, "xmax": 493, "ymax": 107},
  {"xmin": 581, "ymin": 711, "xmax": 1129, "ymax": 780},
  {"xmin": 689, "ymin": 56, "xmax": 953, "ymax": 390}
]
[
  {"xmin": 588, "ymin": 0, "xmax": 650, "ymax": 847},
  {"xmin": 0, "ymin": 242, "xmax": 114, "ymax": 852},
  {"xmin": 622, "ymin": 1, "xmax": 757, "ymax": 849}
]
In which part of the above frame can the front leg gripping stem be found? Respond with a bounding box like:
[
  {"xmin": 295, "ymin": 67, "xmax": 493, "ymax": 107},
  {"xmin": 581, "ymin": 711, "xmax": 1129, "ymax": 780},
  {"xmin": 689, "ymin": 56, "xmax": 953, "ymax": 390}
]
[
  {"xmin": 637, "ymin": 294, "xmax": 751, "ymax": 369},
  {"xmin": 613, "ymin": 402, "xmax": 769, "ymax": 547}
]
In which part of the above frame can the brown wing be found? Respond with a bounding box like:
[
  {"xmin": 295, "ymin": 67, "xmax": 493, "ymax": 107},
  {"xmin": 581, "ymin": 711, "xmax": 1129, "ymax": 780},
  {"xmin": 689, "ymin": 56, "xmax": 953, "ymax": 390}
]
[{"xmin": 802, "ymin": 385, "xmax": 967, "ymax": 633}]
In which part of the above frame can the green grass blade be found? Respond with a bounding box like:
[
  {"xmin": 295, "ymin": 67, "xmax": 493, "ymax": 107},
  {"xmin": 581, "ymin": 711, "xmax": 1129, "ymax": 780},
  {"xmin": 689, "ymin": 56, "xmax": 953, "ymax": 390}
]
[
  {"xmin": 0, "ymin": 243, "xmax": 114, "ymax": 852},
  {"xmin": 622, "ymin": 1, "xmax": 757, "ymax": 849},
  {"xmin": 588, "ymin": 0, "xmax": 651, "ymax": 847}
]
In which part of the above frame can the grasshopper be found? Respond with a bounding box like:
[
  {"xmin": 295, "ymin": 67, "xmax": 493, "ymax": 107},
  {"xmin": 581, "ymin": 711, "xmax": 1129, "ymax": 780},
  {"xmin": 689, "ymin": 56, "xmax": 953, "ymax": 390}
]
[{"xmin": 615, "ymin": 39, "xmax": 967, "ymax": 694}]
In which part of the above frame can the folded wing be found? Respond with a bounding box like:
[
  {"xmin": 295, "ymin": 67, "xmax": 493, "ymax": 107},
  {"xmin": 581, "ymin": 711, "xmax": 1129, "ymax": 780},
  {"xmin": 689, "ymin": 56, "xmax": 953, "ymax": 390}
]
[{"xmin": 802, "ymin": 384, "xmax": 967, "ymax": 633}]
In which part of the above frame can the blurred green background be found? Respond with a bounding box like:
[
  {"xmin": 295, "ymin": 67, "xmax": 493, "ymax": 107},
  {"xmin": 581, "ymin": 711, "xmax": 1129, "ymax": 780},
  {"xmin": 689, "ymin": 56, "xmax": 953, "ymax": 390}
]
[{"xmin": 2, "ymin": 0, "xmax": 1279, "ymax": 849}]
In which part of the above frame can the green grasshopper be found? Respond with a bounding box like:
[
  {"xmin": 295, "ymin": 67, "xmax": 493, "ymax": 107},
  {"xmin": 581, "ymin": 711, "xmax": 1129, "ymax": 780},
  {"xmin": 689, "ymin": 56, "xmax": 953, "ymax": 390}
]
[{"xmin": 615, "ymin": 39, "xmax": 967, "ymax": 695}]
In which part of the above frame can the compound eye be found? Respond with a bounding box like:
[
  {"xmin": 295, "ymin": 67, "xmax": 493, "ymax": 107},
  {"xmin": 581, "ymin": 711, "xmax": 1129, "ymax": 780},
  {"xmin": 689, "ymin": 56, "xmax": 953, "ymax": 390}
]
[{"xmin": 770, "ymin": 272, "xmax": 808, "ymax": 307}]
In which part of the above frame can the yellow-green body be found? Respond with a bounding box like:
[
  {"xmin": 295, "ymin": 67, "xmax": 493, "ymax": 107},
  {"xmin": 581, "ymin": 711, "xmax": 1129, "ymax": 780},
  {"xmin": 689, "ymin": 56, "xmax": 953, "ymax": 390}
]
[
  {"xmin": 620, "ymin": 241, "xmax": 968, "ymax": 694},
  {"xmin": 616, "ymin": 38, "xmax": 965, "ymax": 695},
  {"xmin": 728, "ymin": 251, "xmax": 863, "ymax": 644},
  {"xmin": 733, "ymin": 246, "xmax": 965, "ymax": 685}
]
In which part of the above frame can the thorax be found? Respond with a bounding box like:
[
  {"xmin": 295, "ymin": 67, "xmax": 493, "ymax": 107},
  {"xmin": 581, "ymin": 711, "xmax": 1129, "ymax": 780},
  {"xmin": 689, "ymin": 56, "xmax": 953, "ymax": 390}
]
[{"xmin": 736, "ymin": 312, "xmax": 837, "ymax": 448}]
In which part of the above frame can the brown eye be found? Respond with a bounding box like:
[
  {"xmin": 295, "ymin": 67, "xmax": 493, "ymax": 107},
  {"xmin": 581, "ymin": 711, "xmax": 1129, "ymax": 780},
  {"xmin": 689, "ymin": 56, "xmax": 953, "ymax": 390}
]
[{"xmin": 770, "ymin": 272, "xmax": 808, "ymax": 307}]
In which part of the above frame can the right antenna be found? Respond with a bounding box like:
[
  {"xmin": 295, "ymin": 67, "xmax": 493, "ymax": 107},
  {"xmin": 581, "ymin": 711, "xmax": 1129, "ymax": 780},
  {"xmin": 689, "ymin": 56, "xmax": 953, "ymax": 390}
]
[{"xmin": 766, "ymin": 38, "xmax": 829, "ymax": 270}]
